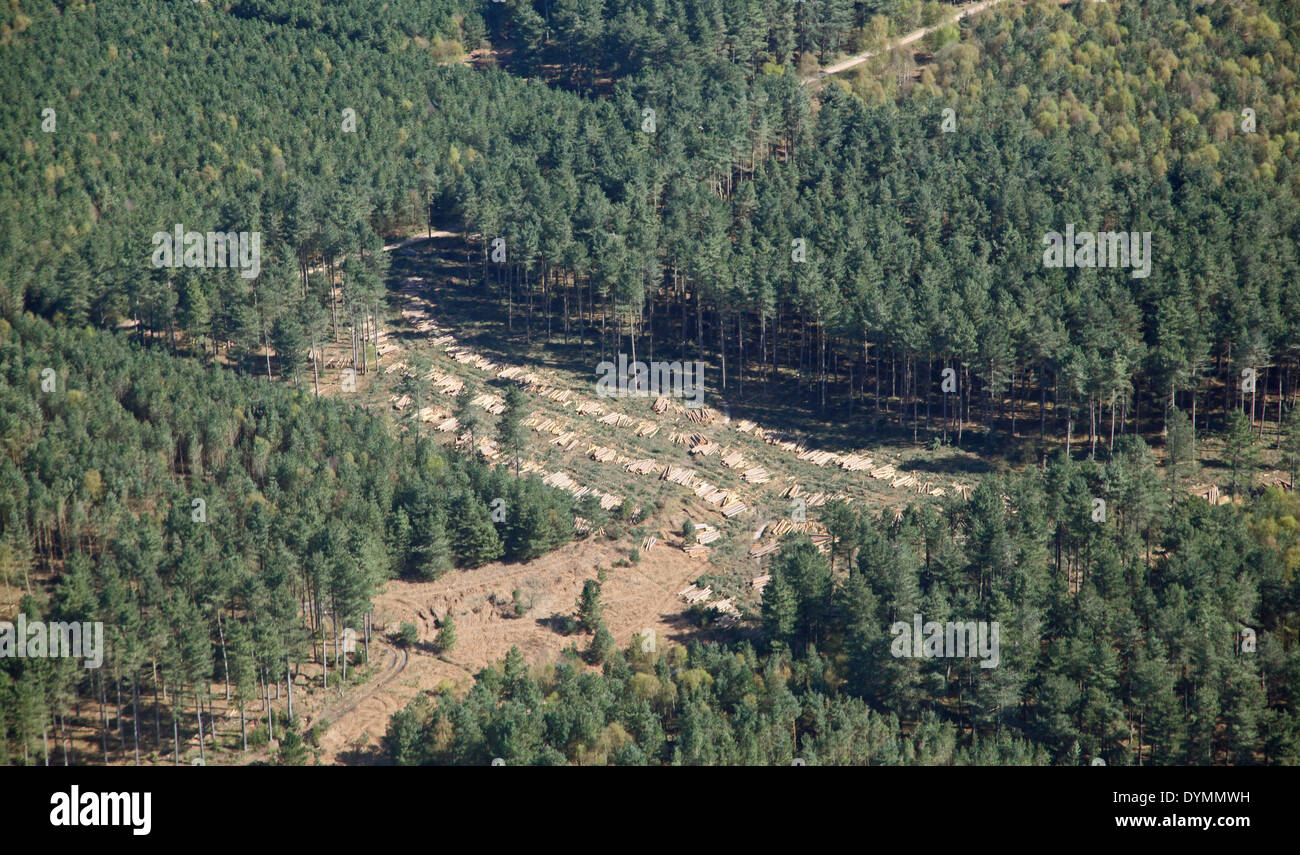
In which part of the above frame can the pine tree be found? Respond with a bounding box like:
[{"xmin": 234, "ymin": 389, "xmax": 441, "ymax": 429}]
[
  {"xmin": 497, "ymin": 384, "xmax": 526, "ymax": 475},
  {"xmin": 576, "ymin": 579, "xmax": 604, "ymax": 633},
  {"xmin": 276, "ymin": 723, "xmax": 310, "ymax": 766},
  {"xmin": 1225, "ymin": 410, "xmax": 1260, "ymax": 497},
  {"xmin": 760, "ymin": 568, "xmax": 797, "ymax": 651},
  {"xmin": 437, "ymin": 615, "xmax": 458, "ymax": 654},
  {"xmin": 447, "ymin": 491, "xmax": 503, "ymax": 568},
  {"xmin": 1166, "ymin": 406, "xmax": 1194, "ymax": 500}
]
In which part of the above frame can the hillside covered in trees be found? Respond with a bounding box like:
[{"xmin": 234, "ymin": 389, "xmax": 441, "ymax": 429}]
[
  {"xmin": 5, "ymin": 0, "xmax": 1300, "ymax": 446},
  {"xmin": 3, "ymin": 0, "xmax": 1300, "ymax": 766},
  {"xmin": 385, "ymin": 456, "xmax": 1300, "ymax": 765},
  {"xmin": 0, "ymin": 312, "xmax": 573, "ymax": 763}
]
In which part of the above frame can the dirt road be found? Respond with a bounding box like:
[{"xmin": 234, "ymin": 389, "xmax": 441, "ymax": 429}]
[{"xmin": 804, "ymin": 0, "xmax": 1010, "ymax": 82}]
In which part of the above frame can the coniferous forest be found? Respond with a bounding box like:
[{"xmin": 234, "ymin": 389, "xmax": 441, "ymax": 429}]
[{"xmin": 2, "ymin": 0, "xmax": 1300, "ymax": 773}]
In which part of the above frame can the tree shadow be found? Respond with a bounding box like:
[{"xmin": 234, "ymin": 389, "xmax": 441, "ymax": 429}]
[{"xmin": 336, "ymin": 743, "xmax": 387, "ymax": 766}]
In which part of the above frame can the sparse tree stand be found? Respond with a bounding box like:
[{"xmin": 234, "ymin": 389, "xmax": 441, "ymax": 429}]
[{"xmin": 1283, "ymin": 405, "xmax": 1300, "ymax": 489}]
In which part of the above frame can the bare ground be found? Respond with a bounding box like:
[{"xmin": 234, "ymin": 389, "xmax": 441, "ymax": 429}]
[{"xmin": 316, "ymin": 520, "xmax": 727, "ymax": 764}]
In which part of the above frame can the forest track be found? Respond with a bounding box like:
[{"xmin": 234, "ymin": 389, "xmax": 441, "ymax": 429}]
[
  {"xmin": 313, "ymin": 638, "xmax": 409, "ymax": 731},
  {"xmin": 804, "ymin": 0, "xmax": 1010, "ymax": 82}
]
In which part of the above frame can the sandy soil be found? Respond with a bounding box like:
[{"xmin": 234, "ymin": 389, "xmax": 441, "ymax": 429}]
[{"xmin": 315, "ymin": 522, "xmax": 725, "ymax": 764}]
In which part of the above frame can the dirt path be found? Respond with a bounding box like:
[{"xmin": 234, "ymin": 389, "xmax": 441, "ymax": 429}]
[
  {"xmin": 804, "ymin": 0, "xmax": 1010, "ymax": 82},
  {"xmin": 314, "ymin": 640, "xmax": 409, "ymax": 730}
]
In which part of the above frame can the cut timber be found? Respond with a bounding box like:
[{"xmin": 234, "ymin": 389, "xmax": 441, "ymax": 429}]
[
  {"xmin": 721, "ymin": 499, "xmax": 748, "ymax": 517},
  {"xmin": 542, "ymin": 471, "xmax": 578, "ymax": 491},
  {"xmin": 661, "ymin": 466, "xmax": 696, "ymax": 486},
  {"xmin": 682, "ymin": 581, "xmax": 712, "ymax": 601},
  {"xmin": 685, "ymin": 407, "xmax": 719, "ymax": 424},
  {"xmin": 434, "ymin": 375, "xmax": 464, "ymax": 396},
  {"xmin": 839, "ymin": 454, "xmax": 873, "ymax": 471},
  {"xmin": 471, "ymin": 393, "xmax": 506, "ymax": 415},
  {"xmin": 797, "ymin": 449, "xmax": 838, "ymax": 467},
  {"xmin": 767, "ymin": 520, "xmax": 828, "ymax": 538},
  {"xmin": 625, "ymin": 459, "xmax": 658, "ymax": 475},
  {"xmin": 694, "ymin": 527, "xmax": 721, "ymax": 545}
]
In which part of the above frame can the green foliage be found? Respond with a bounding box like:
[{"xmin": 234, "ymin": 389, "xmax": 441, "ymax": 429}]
[
  {"xmin": 389, "ymin": 452, "xmax": 1300, "ymax": 765},
  {"xmin": 397, "ymin": 622, "xmax": 419, "ymax": 648},
  {"xmin": 586, "ymin": 624, "xmax": 615, "ymax": 665},
  {"xmin": 1225, "ymin": 411, "xmax": 1262, "ymax": 496},
  {"xmin": 576, "ymin": 579, "xmax": 604, "ymax": 634},
  {"xmin": 276, "ymin": 724, "xmax": 310, "ymax": 766},
  {"xmin": 1282, "ymin": 405, "xmax": 1300, "ymax": 489},
  {"xmin": 436, "ymin": 615, "xmax": 457, "ymax": 653}
]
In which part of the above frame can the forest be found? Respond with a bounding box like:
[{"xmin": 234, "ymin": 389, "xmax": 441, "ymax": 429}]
[
  {"xmin": 2, "ymin": 0, "xmax": 1299, "ymax": 764},
  {"xmin": 0, "ymin": 311, "xmax": 573, "ymax": 763},
  {"xmin": 5, "ymin": 0, "xmax": 1299, "ymax": 449},
  {"xmin": 385, "ymin": 457, "xmax": 1300, "ymax": 765}
]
